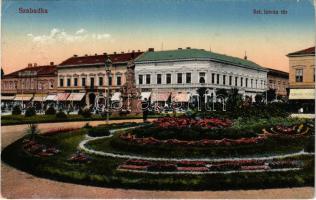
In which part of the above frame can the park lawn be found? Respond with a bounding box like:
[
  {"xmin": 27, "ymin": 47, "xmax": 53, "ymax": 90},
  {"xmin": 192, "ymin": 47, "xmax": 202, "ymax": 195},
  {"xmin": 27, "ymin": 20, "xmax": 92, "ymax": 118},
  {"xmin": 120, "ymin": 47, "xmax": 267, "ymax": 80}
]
[
  {"xmin": 1, "ymin": 114, "xmax": 162, "ymax": 126},
  {"xmin": 1, "ymin": 121, "xmax": 314, "ymax": 190}
]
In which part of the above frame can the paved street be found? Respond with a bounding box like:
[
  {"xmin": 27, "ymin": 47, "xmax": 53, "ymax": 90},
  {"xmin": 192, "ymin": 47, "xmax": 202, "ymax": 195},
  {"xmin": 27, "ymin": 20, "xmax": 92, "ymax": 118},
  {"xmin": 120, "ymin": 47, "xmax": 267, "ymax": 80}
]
[{"xmin": 1, "ymin": 120, "xmax": 314, "ymax": 199}]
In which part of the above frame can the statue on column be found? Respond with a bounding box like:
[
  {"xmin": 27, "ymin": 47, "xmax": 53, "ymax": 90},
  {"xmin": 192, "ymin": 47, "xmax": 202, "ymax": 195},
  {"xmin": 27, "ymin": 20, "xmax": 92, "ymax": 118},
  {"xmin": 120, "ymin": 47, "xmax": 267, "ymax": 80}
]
[{"xmin": 120, "ymin": 60, "xmax": 142, "ymax": 114}]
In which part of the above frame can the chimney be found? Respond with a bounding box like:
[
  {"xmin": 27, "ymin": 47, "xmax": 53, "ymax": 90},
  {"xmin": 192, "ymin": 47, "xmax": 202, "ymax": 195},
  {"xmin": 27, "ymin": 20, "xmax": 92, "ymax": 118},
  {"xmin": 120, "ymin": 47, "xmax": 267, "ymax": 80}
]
[
  {"xmin": 244, "ymin": 51, "xmax": 247, "ymax": 60},
  {"xmin": 178, "ymin": 48, "xmax": 182, "ymax": 50},
  {"xmin": 132, "ymin": 50, "xmax": 135, "ymax": 53},
  {"xmin": 27, "ymin": 63, "xmax": 32, "ymax": 68},
  {"xmin": 33, "ymin": 63, "xmax": 37, "ymax": 67},
  {"xmin": 121, "ymin": 51, "xmax": 124, "ymax": 54},
  {"xmin": 95, "ymin": 53, "xmax": 98, "ymax": 56},
  {"xmin": 148, "ymin": 48, "xmax": 154, "ymax": 52},
  {"xmin": 103, "ymin": 52, "xmax": 107, "ymax": 56},
  {"xmin": 114, "ymin": 52, "xmax": 117, "ymax": 54},
  {"xmin": 186, "ymin": 47, "xmax": 191, "ymax": 49},
  {"xmin": 50, "ymin": 62, "xmax": 54, "ymax": 66},
  {"xmin": 73, "ymin": 54, "xmax": 78, "ymax": 57},
  {"xmin": 85, "ymin": 54, "xmax": 88, "ymax": 56},
  {"xmin": 137, "ymin": 50, "xmax": 140, "ymax": 52}
]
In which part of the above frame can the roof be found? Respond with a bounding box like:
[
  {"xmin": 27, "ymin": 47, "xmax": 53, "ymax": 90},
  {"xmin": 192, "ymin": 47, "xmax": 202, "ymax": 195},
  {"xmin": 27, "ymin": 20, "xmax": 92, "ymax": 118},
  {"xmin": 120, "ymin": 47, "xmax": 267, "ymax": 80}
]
[
  {"xmin": 3, "ymin": 65, "xmax": 56, "ymax": 79},
  {"xmin": 287, "ymin": 47, "xmax": 315, "ymax": 57},
  {"xmin": 135, "ymin": 48, "xmax": 266, "ymax": 71},
  {"xmin": 59, "ymin": 52, "xmax": 143, "ymax": 67},
  {"xmin": 266, "ymin": 68, "xmax": 289, "ymax": 79}
]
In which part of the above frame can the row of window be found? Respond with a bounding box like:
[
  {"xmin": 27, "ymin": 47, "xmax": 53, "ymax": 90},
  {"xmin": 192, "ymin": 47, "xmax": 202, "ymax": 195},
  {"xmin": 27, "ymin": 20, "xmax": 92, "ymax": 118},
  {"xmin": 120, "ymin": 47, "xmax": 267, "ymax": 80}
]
[
  {"xmin": 295, "ymin": 68, "xmax": 315, "ymax": 82},
  {"xmin": 2, "ymin": 80, "xmax": 54, "ymax": 90},
  {"xmin": 59, "ymin": 76, "xmax": 121, "ymax": 87},
  {"xmin": 138, "ymin": 73, "xmax": 265, "ymax": 89}
]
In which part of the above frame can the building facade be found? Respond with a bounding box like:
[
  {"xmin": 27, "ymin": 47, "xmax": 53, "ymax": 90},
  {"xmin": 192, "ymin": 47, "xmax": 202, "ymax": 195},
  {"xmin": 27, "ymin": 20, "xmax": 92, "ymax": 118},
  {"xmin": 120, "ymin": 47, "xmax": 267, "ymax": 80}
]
[
  {"xmin": 1, "ymin": 63, "xmax": 57, "ymax": 104},
  {"xmin": 134, "ymin": 48, "xmax": 268, "ymax": 103},
  {"xmin": 287, "ymin": 46, "xmax": 315, "ymax": 113},
  {"xmin": 266, "ymin": 68, "xmax": 289, "ymax": 97},
  {"xmin": 57, "ymin": 51, "xmax": 143, "ymax": 106}
]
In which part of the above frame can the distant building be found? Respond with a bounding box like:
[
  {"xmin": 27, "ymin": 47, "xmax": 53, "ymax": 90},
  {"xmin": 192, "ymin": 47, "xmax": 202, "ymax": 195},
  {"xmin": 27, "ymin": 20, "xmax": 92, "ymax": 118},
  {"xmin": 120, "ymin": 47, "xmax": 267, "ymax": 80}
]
[
  {"xmin": 287, "ymin": 46, "xmax": 315, "ymax": 113},
  {"xmin": 57, "ymin": 51, "xmax": 143, "ymax": 106},
  {"xmin": 134, "ymin": 48, "xmax": 268, "ymax": 103},
  {"xmin": 266, "ymin": 68, "xmax": 289, "ymax": 97},
  {"xmin": 1, "ymin": 62, "xmax": 57, "ymax": 106}
]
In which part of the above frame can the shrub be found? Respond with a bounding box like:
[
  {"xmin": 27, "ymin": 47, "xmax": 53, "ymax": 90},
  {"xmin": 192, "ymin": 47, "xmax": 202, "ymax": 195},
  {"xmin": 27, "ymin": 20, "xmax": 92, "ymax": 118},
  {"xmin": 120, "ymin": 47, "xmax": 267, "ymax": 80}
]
[
  {"xmin": 56, "ymin": 110, "xmax": 67, "ymax": 119},
  {"xmin": 304, "ymin": 136, "xmax": 315, "ymax": 153},
  {"xmin": 87, "ymin": 126, "xmax": 110, "ymax": 137},
  {"xmin": 25, "ymin": 107, "xmax": 36, "ymax": 117},
  {"xmin": 12, "ymin": 105, "xmax": 22, "ymax": 115},
  {"xmin": 79, "ymin": 108, "xmax": 91, "ymax": 118},
  {"xmin": 45, "ymin": 106, "xmax": 56, "ymax": 115}
]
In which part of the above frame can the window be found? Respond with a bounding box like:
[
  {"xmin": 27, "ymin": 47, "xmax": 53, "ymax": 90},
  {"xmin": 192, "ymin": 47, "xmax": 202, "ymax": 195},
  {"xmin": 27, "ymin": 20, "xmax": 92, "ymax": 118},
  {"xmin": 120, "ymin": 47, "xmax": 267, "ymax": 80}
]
[
  {"xmin": 108, "ymin": 76, "xmax": 112, "ymax": 86},
  {"xmin": 255, "ymin": 79, "xmax": 258, "ymax": 88},
  {"xmin": 295, "ymin": 69, "xmax": 303, "ymax": 82},
  {"xmin": 90, "ymin": 77, "xmax": 94, "ymax": 87},
  {"xmin": 146, "ymin": 74, "xmax": 151, "ymax": 84},
  {"xmin": 240, "ymin": 77, "xmax": 243, "ymax": 87},
  {"xmin": 216, "ymin": 74, "xmax": 219, "ymax": 84},
  {"xmin": 211, "ymin": 73, "xmax": 215, "ymax": 84},
  {"xmin": 99, "ymin": 77, "xmax": 103, "ymax": 86},
  {"xmin": 251, "ymin": 79, "xmax": 253, "ymax": 88},
  {"xmin": 235, "ymin": 77, "xmax": 238, "ymax": 86},
  {"xmin": 186, "ymin": 73, "xmax": 191, "ymax": 83},
  {"xmin": 199, "ymin": 72, "xmax": 206, "ymax": 84},
  {"xmin": 138, "ymin": 75, "xmax": 143, "ymax": 85},
  {"xmin": 223, "ymin": 75, "xmax": 226, "ymax": 85},
  {"xmin": 67, "ymin": 78, "xmax": 71, "ymax": 87},
  {"xmin": 177, "ymin": 73, "xmax": 182, "ymax": 84},
  {"xmin": 245, "ymin": 78, "xmax": 248, "ymax": 87},
  {"xmin": 74, "ymin": 78, "xmax": 78, "ymax": 86},
  {"xmin": 166, "ymin": 74, "xmax": 171, "ymax": 84},
  {"xmin": 117, "ymin": 76, "xmax": 121, "ymax": 86},
  {"xmin": 59, "ymin": 78, "xmax": 64, "ymax": 87},
  {"xmin": 82, "ymin": 78, "xmax": 86, "ymax": 86},
  {"xmin": 229, "ymin": 76, "xmax": 232, "ymax": 85},
  {"xmin": 314, "ymin": 68, "xmax": 315, "ymax": 82},
  {"xmin": 157, "ymin": 74, "xmax": 162, "ymax": 84}
]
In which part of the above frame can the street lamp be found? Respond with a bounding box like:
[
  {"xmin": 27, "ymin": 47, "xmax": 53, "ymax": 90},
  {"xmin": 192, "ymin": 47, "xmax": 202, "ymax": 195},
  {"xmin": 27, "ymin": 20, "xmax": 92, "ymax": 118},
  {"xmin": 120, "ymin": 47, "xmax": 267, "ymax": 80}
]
[{"xmin": 105, "ymin": 56, "xmax": 112, "ymax": 124}]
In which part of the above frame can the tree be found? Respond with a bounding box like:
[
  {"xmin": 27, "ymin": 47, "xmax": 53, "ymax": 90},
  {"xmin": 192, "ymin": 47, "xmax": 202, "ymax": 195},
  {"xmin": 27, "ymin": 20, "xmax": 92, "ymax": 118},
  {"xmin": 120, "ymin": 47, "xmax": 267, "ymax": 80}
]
[
  {"xmin": 226, "ymin": 88, "xmax": 243, "ymax": 111},
  {"xmin": 266, "ymin": 88, "xmax": 276, "ymax": 102},
  {"xmin": 216, "ymin": 89, "xmax": 228, "ymax": 98},
  {"xmin": 255, "ymin": 94, "xmax": 264, "ymax": 104},
  {"xmin": 27, "ymin": 123, "xmax": 40, "ymax": 141},
  {"xmin": 197, "ymin": 87, "xmax": 207, "ymax": 117}
]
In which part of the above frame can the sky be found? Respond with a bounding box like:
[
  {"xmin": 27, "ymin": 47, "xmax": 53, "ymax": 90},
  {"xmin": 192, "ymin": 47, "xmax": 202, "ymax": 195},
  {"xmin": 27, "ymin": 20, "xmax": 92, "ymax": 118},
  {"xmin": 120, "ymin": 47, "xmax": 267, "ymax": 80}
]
[{"xmin": 1, "ymin": 0, "xmax": 315, "ymax": 74}]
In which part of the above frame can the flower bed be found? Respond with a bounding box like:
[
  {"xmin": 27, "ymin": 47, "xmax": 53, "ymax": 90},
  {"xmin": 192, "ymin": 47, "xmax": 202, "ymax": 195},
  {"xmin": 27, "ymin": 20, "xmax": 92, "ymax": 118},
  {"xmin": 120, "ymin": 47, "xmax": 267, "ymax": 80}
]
[
  {"xmin": 154, "ymin": 117, "xmax": 232, "ymax": 129},
  {"xmin": 43, "ymin": 128, "xmax": 79, "ymax": 136},
  {"xmin": 22, "ymin": 139, "xmax": 60, "ymax": 157},
  {"xmin": 117, "ymin": 158, "xmax": 303, "ymax": 173},
  {"xmin": 265, "ymin": 124, "xmax": 311, "ymax": 137}
]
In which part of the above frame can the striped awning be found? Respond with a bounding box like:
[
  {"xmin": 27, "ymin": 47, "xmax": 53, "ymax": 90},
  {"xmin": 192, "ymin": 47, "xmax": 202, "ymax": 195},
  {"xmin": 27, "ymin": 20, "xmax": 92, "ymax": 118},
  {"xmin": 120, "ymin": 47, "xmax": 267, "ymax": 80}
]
[
  {"xmin": 32, "ymin": 94, "xmax": 48, "ymax": 101},
  {"xmin": 151, "ymin": 92, "xmax": 171, "ymax": 102},
  {"xmin": 141, "ymin": 92, "xmax": 151, "ymax": 101},
  {"xmin": 171, "ymin": 92, "xmax": 191, "ymax": 102},
  {"xmin": 111, "ymin": 92, "xmax": 121, "ymax": 101},
  {"xmin": 55, "ymin": 93, "xmax": 70, "ymax": 101},
  {"xmin": 289, "ymin": 89, "xmax": 315, "ymax": 100},
  {"xmin": 1, "ymin": 95, "xmax": 15, "ymax": 100},
  {"xmin": 45, "ymin": 94, "xmax": 57, "ymax": 101},
  {"xmin": 67, "ymin": 93, "xmax": 85, "ymax": 101},
  {"xmin": 14, "ymin": 94, "xmax": 33, "ymax": 101}
]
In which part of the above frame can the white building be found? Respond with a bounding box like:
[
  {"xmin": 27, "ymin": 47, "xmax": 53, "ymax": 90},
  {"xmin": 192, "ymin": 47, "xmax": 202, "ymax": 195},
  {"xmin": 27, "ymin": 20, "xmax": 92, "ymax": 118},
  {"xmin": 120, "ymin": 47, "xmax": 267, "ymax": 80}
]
[{"xmin": 134, "ymin": 48, "xmax": 268, "ymax": 103}]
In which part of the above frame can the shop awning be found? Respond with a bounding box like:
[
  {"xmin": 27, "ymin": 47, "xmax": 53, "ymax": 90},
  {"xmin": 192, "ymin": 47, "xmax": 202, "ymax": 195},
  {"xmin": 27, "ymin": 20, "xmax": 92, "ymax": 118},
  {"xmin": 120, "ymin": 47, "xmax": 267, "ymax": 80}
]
[
  {"xmin": 32, "ymin": 94, "xmax": 48, "ymax": 101},
  {"xmin": 289, "ymin": 89, "xmax": 315, "ymax": 100},
  {"xmin": 55, "ymin": 93, "xmax": 70, "ymax": 101},
  {"xmin": 141, "ymin": 92, "xmax": 151, "ymax": 101},
  {"xmin": 45, "ymin": 94, "xmax": 57, "ymax": 101},
  {"xmin": 1, "ymin": 95, "xmax": 15, "ymax": 101},
  {"xmin": 111, "ymin": 92, "xmax": 121, "ymax": 101},
  {"xmin": 14, "ymin": 94, "xmax": 33, "ymax": 101},
  {"xmin": 151, "ymin": 92, "xmax": 171, "ymax": 102},
  {"xmin": 171, "ymin": 93, "xmax": 191, "ymax": 102},
  {"xmin": 67, "ymin": 93, "xmax": 85, "ymax": 101}
]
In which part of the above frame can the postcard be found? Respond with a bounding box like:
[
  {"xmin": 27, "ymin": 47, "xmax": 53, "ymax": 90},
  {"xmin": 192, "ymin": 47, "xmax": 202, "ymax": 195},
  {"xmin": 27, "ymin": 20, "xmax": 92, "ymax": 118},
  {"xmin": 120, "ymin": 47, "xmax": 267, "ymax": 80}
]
[{"xmin": 1, "ymin": 0, "xmax": 315, "ymax": 199}]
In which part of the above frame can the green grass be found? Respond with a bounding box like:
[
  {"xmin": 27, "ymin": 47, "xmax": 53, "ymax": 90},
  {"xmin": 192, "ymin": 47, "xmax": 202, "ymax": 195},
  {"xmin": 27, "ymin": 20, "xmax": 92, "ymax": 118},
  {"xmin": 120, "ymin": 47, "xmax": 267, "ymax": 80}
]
[
  {"xmin": 1, "ymin": 121, "xmax": 314, "ymax": 190},
  {"xmin": 1, "ymin": 114, "xmax": 162, "ymax": 126}
]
